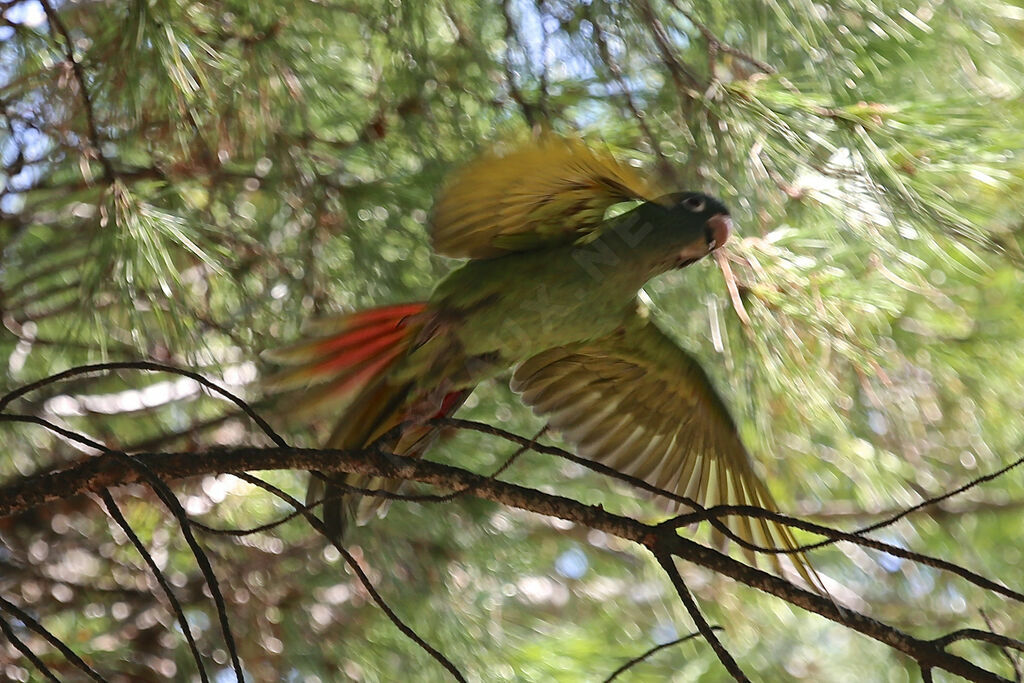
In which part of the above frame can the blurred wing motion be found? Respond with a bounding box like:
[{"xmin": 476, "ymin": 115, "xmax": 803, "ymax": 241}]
[
  {"xmin": 510, "ymin": 310, "xmax": 817, "ymax": 586},
  {"xmin": 431, "ymin": 136, "xmax": 665, "ymax": 259}
]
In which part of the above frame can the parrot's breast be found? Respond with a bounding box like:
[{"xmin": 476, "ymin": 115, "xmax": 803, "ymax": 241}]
[{"xmin": 428, "ymin": 245, "xmax": 648, "ymax": 370}]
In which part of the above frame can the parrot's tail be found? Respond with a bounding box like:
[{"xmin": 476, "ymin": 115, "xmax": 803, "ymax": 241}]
[
  {"xmin": 263, "ymin": 302, "xmax": 428, "ymax": 410},
  {"xmin": 315, "ymin": 376, "xmax": 468, "ymax": 539},
  {"xmin": 264, "ymin": 303, "xmax": 465, "ymax": 538}
]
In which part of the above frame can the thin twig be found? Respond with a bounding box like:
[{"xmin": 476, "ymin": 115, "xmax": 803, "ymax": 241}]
[
  {"xmin": 0, "ymin": 596, "xmax": 105, "ymax": 682},
  {"xmin": 604, "ymin": 628, "xmax": 718, "ymax": 681},
  {"xmin": 843, "ymin": 453, "xmax": 1024, "ymax": 544},
  {"xmin": 0, "ymin": 413, "xmax": 245, "ymax": 681},
  {"xmin": 0, "ymin": 613, "xmax": 60, "ymax": 682},
  {"xmin": 97, "ymin": 489, "xmax": 211, "ymax": 683},
  {"xmin": 587, "ymin": 4, "xmax": 674, "ymax": 181},
  {"xmin": 655, "ymin": 553, "xmax": 749, "ymax": 681},
  {"xmin": 714, "ymin": 249, "xmax": 752, "ymax": 327},
  {"xmin": 933, "ymin": 629, "xmax": 1024, "ymax": 654},
  {"xmin": 664, "ymin": 0, "xmax": 777, "ymax": 75},
  {"xmin": 666, "ymin": 503, "xmax": 1024, "ymax": 605},
  {"xmin": 633, "ymin": 0, "xmax": 702, "ymax": 89},
  {"xmin": 438, "ymin": 418, "xmax": 1024, "ymax": 604},
  {"xmin": 38, "ymin": 0, "xmax": 115, "ymax": 181},
  {"xmin": 0, "ymin": 361, "xmax": 288, "ymax": 447},
  {"xmin": 232, "ymin": 472, "xmax": 468, "ymax": 682},
  {"xmin": 436, "ymin": 417, "xmax": 703, "ymax": 509},
  {"xmin": 109, "ymin": 462, "xmax": 246, "ymax": 680},
  {"xmin": 981, "ymin": 610, "xmax": 1024, "ymax": 682},
  {"xmin": 500, "ymin": 0, "xmax": 537, "ymax": 127}
]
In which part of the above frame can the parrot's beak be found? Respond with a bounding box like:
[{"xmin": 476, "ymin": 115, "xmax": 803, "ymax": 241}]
[
  {"xmin": 673, "ymin": 213, "xmax": 733, "ymax": 269},
  {"xmin": 706, "ymin": 213, "xmax": 732, "ymax": 252}
]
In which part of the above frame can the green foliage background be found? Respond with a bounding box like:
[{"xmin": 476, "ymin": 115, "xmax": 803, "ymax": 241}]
[{"xmin": 1, "ymin": 0, "xmax": 1023, "ymax": 680}]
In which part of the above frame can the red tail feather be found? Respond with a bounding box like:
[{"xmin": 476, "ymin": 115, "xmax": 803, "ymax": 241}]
[
  {"xmin": 311, "ymin": 327, "xmax": 409, "ymax": 375},
  {"xmin": 265, "ymin": 303, "xmax": 427, "ymax": 402},
  {"xmin": 311, "ymin": 320, "xmax": 408, "ymax": 355},
  {"xmin": 344, "ymin": 303, "xmax": 427, "ymax": 328},
  {"xmin": 319, "ymin": 344, "xmax": 407, "ymax": 399}
]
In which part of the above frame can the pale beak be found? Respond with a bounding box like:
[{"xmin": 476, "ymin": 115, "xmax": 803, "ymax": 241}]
[{"xmin": 706, "ymin": 214, "xmax": 732, "ymax": 251}]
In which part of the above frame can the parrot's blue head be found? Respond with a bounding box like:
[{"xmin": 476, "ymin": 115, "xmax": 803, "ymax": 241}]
[{"xmin": 655, "ymin": 191, "xmax": 732, "ymax": 269}]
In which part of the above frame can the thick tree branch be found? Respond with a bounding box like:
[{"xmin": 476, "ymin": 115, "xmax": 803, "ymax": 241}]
[{"xmin": 0, "ymin": 444, "xmax": 1011, "ymax": 681}]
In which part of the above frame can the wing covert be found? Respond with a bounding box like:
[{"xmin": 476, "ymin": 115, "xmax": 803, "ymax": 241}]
[{"xmin": 431, "ymin": 136, "xmax": 665, "ymax": 259}]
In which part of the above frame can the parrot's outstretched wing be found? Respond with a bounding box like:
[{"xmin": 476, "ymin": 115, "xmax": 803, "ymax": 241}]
[
  {"xmin": 431, "ymin": 136, "xmax": 665, "ymax": 259},
  {"xmin": 511, "ymin": 310, "xmax": 820, "ymax": 589}
]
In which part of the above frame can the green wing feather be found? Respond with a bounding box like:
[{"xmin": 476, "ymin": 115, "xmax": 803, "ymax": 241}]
[
  {"xmin": 510, "ymin": 309, "xmax": 820, "ymax": 589},
  {"xmin": 431, "ymin": 136, "xmax": 665, "ymax": 259}
]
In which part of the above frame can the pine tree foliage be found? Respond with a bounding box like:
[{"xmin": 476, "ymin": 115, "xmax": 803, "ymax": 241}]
[{"xmin": 1, "ymin": 0, "xmax": 1023, "ymax": 680}]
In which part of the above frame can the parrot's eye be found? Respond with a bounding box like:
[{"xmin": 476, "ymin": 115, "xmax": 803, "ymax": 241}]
[{"xmin": 682, "ymin": 196, "xmax": 706, "ymax": 212}]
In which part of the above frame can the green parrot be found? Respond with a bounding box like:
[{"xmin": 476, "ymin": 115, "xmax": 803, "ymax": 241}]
[{"xmin": 266, "ymin": 136, "xmax": 812, "ymax": 583}]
